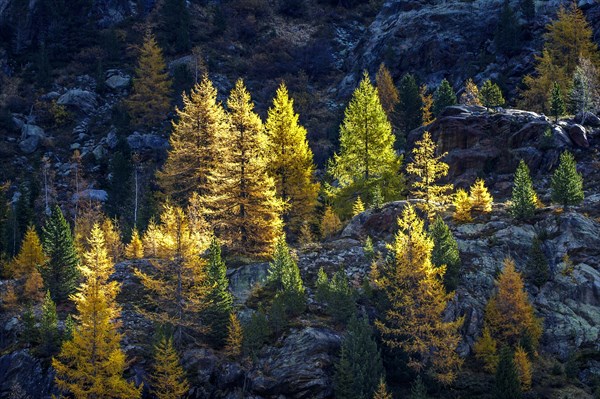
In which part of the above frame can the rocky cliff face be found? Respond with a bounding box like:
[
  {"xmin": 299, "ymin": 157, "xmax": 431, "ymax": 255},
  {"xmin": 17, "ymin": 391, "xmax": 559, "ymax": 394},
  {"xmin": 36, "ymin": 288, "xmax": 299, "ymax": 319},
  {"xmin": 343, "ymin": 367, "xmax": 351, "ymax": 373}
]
[{"xmin": 340, "ymin": 0, "xmax": 600, "ymax": 97}]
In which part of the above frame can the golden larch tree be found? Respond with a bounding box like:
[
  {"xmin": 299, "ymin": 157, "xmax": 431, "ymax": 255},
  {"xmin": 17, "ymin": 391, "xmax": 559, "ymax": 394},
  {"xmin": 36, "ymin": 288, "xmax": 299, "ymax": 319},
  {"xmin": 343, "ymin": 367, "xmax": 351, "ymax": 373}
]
[
  {"xmin": 420, "ymin": 84, "xmax": 434, "ymax": 125},
  {"xmin": 12, "ymin": 225, "xmax": 46, "ymax": 277},
  {"xmin": 375, "ymin": 204, "xmax": 463, "ymax": 384},
  {"xmin": 520, "ymin": 3, "xmax": 599, "ymax": 112},
  {"xmin": 474, "ymin": 326, "xmax": 499, "ymax": 373},
  {"xmin": 373, "ymin": 378, "xmax": 392, "ymax": 399},
  {"xmin": 460, "ymin": 78, "xmax": 482, "ymax": 106},
  {"xmin": 453, "ymin": 189, "xmax": 473, "ymax": 223},
  {"xmin": 469, "ymin": 178, "xmax": 493, "ymax": 213},
  {"xmin": 151, "ymin": 337, "xmax": 189, "ymax": 399},
  {"xmin": 126, "ymin": 32, "xmax": 172, "ymax": 128},
  {"xmin": 157, "ymin": 75, "xmax": 230, "ymax": 206},
  {"xmin": 204, "ymin": 79, "xmax": 283, "ymax": 257},
  {"xmin": 101, "ymin": 218, "xmax": 123, "ymax": 263},
  {"xmin": 224, "ymin": 312, "xmax": 243, "ymax": 358},
  {"xmin": 406, "ymin": 131, "xmax": 453, "ymax": 219},
  {"xmin": 484, "ymin": 258, "xmax": 543, "ymax": 348},
  {"xmin": 143, "ymin": 219, "xmax": 161, "ymax": 258},
  {"xmin": 321, "ymin": 205, "xmax": 342, "ymax": 239},
  {"xmin": 134, "ymin": 204, "xmax": 210, "ymax": 345},
  {"xmin": 375, "ymin": 63, "xmax": 399, "ymax": 120},
  {"xmin": 514, "ymin": 345, "xmax": 532, "ymax": 391},
  {"xmin": 53, "ymin": 225, "xmax": 141, "ymax": 399},
  {"xmin": 125, "ymin": 228, "xmax": 144, "ymax": 260},
  {"xmin": 264, "ymin": 83, "xmax": 319, "ymax": 234}
]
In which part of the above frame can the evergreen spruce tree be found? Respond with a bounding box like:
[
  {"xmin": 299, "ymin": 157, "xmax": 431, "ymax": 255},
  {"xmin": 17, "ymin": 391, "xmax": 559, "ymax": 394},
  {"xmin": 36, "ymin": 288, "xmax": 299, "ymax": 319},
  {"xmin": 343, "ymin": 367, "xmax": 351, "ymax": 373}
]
[
  {"xmin": 429, "ymin": 216, "xmax": 461, "ymax": 291},
  {"xmin": 526, "ymin": 238, "xmax": 550, "ymax": 287},
  {"xmin": 37, "ymin": 290, "xmax": 60, "ymax": 358},
  {"xmin": 494, "ymin": 346, "xmax": 522, "ymax": 399},
  {"xmin": 371, "ymin": 185, "xmax": 384, "ymax": 210},
  {"xmin": 375, "ymin": 63, "xmax": 399, "ymax": 121},
  {"xmin": 551, "ymin": 151, "xmax": 584, "ymax": 207},
  {"xmin": 151, "ymin": 337, "xmax": 189, "ymax": 399},
  {"xmin": 126, "ymin": 32, "xmax": 172, "ymax": 129},
  {"xmin": 327, "ymin": 270, "xmax": 356, "ymax": 324},
  {"xmin": 550, "ymin": 81, "xmax": 566, "ymax": 122},
  {"xmin": 267, "ymin": 235, "xmax": 306, "ymax": 316},
  {"xmin": 569, "ymin": 58, "xmax": 600, "ymax": 119},
  {"xmin": 397, "ymin": 73, "xmax": 423, "ymax": 137},
  {"xmin": 204, "ymin": 236, "xmax": 234, "ymax": 347},
  {"xmin": 264, "ymin": 83, "xmax": 319, "ymax": 234},
  {"xmin": 509, "ymin": 160, "xmax": 537, "ymax": 220},
  {"xmin": 432, "ymin": 79, "xmax": 457, "ymax": 117},
  {"xmin": 334, "ymin": 316, "xmax": 385, "ymax": 399},
  {"xmin": 161, "ymin": 0, "xmax": 190, "ymax": 53},
  {"xmin": 409, "ymin": 376, "xmax": 430, "ymax": 399},
  {"xmin": 134, "ymin": 204, "xmax": 210, "ymax": 346},
  {"xmin": 53, "ymin": 225, "xmax": 141, "ymax": 399},
  {"xmin": 495, "ymin": 0, "xmax": 521, "ymax": 55},
  {"xmin": 406, "ymin": 131, "xmax": 453, "ymax": 219},
  {"xmin": 157, "ymin": 75, "xmax": 229, "ymax": 206},
  {"xmin": 207, "ymin": 79, "xmax": 284, "ymax": 256},
  {"xmin": 242, "ymin": 308, "xmax": 270, "ymax": 357},
  {"xmin": 106, "ymin": 150, "xmax": 133, "ymax": 224},
  {"xmin": 40, "ymin": 206, "xmax": 79, "ymax": 303},
  {"xmin": 375, "ymin": 205, "xmax": 463, "ymax": 384},
  {"xmin": 479, "ymin": 80, "xmax": 506, "ymax": 110}
]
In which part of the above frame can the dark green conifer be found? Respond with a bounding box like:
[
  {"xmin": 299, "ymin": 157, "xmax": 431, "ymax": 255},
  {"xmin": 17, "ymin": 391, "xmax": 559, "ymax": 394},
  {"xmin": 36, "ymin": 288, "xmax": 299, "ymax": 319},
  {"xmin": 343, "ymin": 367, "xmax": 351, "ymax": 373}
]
[
  {"xmin": 494, "ymin": 346, "xmax": 522, "ymax": 399},
  {"xmin": 161, "ymin": 0, "xmax": 191, "ymax": 53},
  {"xmin": 429, "ymin": 216, "xmax": 461, "ymax": 291},
  {"xmin": 327, "ymin": 270, "xmax": 356, "ymax": 324},
  {"xmin": 527, "ymin": 238, "xmax": 549, "ymax": 287},
  {"xmin": 509, "ymin": 160, "xmax": 537, "ymax": 220},
  {"xmin": 479, "ymin": 80, "xmax": 506, "ymax": 109},
  {"xmin": 551, "ymin": 151, "xmax": 584, "ymax": 208},
  {"xmin": 433, "ymin": 79, "xmax": 457, "ymax": 116},
  {"xmin": 550, "ymin": 81, "xmax": 566, "ymax": 123},
  {"xmin": 204, "ymin": 236, "xmax": 233, "ymax": 347},
  {"xmin": 334, "ymin": 316, "xmax": 384, "ymax": 399},
  {"xmin": 40, "ymin": 206, "xmax": 79, "ymax": 303},
  {"xmin": 243, "ymin": 308, "xmax": 270, "ymax": 357},
  {"xmin": 267, "ymin": 235, "xmax": 306, "ymax": 316},
  {"xmin": 37, "ymin": 290, "xmax": 60, "ymax": 358},
  {"xmin": 409, "ymin": 375, "xmax": 430, "ymax": 399},
  {"xmin": 495, "ymin": 0, "xmax": 521, "ymax": 55},
  {"xmin": 397, "ymin": 73, "xmax": 423, "ymax": 140}
]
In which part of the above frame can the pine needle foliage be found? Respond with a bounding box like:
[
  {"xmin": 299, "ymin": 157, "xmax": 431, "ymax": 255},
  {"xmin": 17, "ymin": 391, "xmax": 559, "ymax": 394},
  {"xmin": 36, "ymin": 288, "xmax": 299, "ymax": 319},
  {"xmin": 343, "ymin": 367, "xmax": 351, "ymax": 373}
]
[
  {"xmin": 469, "ymin": 178, "xmax": 493, "ymax": 213},
  {"xmin": 330, "ymin": 71, "xmax": 398, "ymax": 187},
  {"xmin": 225, "ymin": 312, "xmax": 243, "ymax": 358},
  {"xmin": 460, "ymin": 78, "xmax": 481, "ymax": 106},
  {"xmin": 407, "ymin": 131, "xmax": 453, "ymax": 219},
  {"xmin": 53, "ymin": 225, "xmax": 141, "ymax": 399},
  {"xmin": 11, "ymin": 225, "xmax": 45, "ymax": 278},
  {"xmin": 125, "ymin": 228, "xmax": 144, "ymax": 260},
  {"xmin": 376, "ymin": 205, "xmax": 463, "ymax": 384},
  {"xmin": 479, "ymin": 80, "xmax": 505, "ymax": 109},
  {"xmin": 494, "ymin": 346, "xmax": 522, "ymax": 399},
  {"xmin": 453, "ymin": 189, "xmax": 473, "ymax": 223},
  {"xmin": 429, "ymin": 216, "xmax": 461, "ymax": 291},
  {"xmin": 484, "ymin": 258, "xmax": 543, "ymax": 348},
  {"xmin": 157, "ymin": 75, "xmax": 229, "ymax": 206},
  {"xmin": 334, "ymin": 316, "xmax": 384, "ymax": 399},
  {"xmin": 151, "ymin": 337, "xmax": 189, "ymax": 399},
  {"xmin": 433, "ymin": 79, "xmax": 457, "ymax": 116},
  {"xmin": 551, "ymin": 151, "xmax": 584, "ymax": 208},
  {"xmin": 134, "ymin": 204, "xmax": 210, "ymax": 346},
  {"xmin": 41, "ymin": 206, "xmax": 79, "ymax": 303},
  {"xmin": 264, "ymin": 83, "xmax": 319, "ymax": 234},
  {"xmin": 126, "ymin": 32, "xmax": 172, "ymax": 128},
  {"xmin": 509, "ymin": 160, "xmax": 537, "ymax": 220},
  {"xmin": 204, "ymin": 236, "xmax": 233, "ymax": 347}
]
